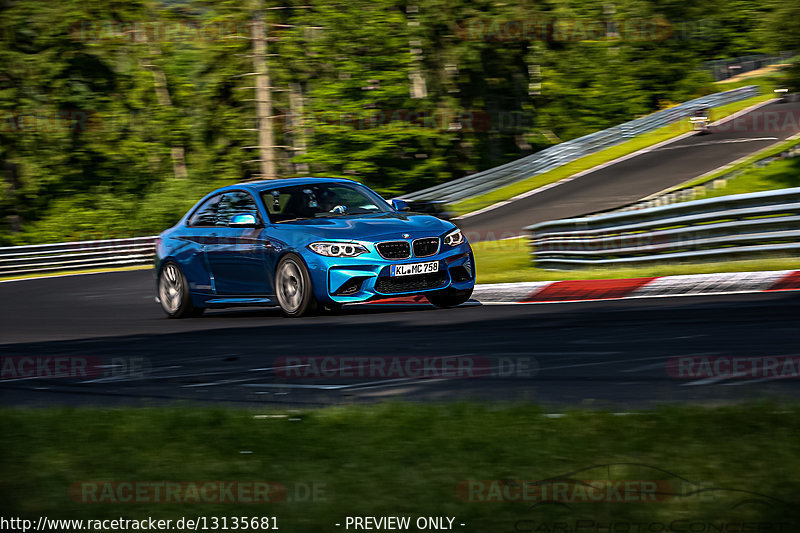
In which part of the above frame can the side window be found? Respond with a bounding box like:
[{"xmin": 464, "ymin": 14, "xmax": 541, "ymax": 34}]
[
  {"xmin": 262, "ymin": 188, "xmax": 318, "ymax": 222},
  {"xmin": 216, "ymin": 191, "xmax": 260, "ymax": 226},
  {"xmin": 188, "ymin": 194, "xmax": 222, "ymax": 227},
  {"xmin": 264, "ymin": 190, "xmax": 292, "ymax": 216}
]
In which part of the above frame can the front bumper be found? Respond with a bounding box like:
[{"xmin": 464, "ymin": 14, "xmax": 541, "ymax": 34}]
[{"xmin": 304, "ymin": 242, "xmax": 475, "ymax": 304}]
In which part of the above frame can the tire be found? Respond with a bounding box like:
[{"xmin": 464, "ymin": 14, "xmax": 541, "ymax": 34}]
[
  {"xmin": 275, "ymin": 253, "xmax": 317, "ymax": 317},
  {"xmin": 426, "ymin": 287, "xmax": 473, "ymax": 308},
  {"xmin": 158, "ymin": 262, "xmax": 203, "ymax": 318}
]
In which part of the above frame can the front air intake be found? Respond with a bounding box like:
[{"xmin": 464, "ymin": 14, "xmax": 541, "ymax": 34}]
[{"xmin": 374, "ymin": 271, "xmax": 448, "ymax": 294}]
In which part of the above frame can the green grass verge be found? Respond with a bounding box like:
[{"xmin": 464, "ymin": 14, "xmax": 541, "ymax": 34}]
[
  {"xmin": 0, "ymin": 264, "xmax": 151, "ymax": 282},
  {"xmin": 677, "ymin": 147, "xmax": 800, "ymax": 203},
  {"xmin": 1, "ymin": 404, "xmax": 799, "ymax": 529},
  {"xmin": 450, "ymin": 74, "xmax": 782, "ymax": 217},
  {"xmin": 472, "ymin": 237, "xmax": 799, "ymax": 283},
  {"xmin": 692, "ymin": 157, "xmax": 800, "ymax": 201}
]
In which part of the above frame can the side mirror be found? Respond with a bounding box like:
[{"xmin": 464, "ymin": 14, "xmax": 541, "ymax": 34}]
[
  {"xmin": 391, "ymin": 199, "xmax": 410, "ymax": 212},
  {"xmin": 229, "ymin": 213, "xmax": 261, "ymax": 227}
]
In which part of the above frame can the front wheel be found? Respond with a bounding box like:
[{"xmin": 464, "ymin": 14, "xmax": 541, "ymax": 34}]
[
  {"xmin": 158, "ymin": 262, "xmax": 204, "ymax": 318},
  {"xmin": 275, "ymin": 254, "xmax": 317, "ymax": 317},
  {"xmin": 426, "ymin": 287, "xmax": 473, "ymax": 308}
]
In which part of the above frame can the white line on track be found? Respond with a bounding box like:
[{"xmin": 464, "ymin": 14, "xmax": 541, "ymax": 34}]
[
  {"xmin": 619, "ymin": 353, "xmax": 722, "ymax": 374},
  {"xmin": 651, "ymin": 137, "xmax": 778, "ymax": 151},
  {"xmin": 239, "ymin": 378, "xmax": 428, "ymax": 391},
  {"xmin": 680, "ymin": 375, "xmax": 731, "ymax": 386},
  {"xmin": 520, "ymin": 351, "xmax": 622, "ymax": 357},
  {"xmin": 722, "ymin": 376, "xmax": 793, "ymax": 386},
  {"xmin": 539, "ymin": 354, "xmax": 671, "ymax": 372},
  {"xmin": 80, "ymin": 364, "xmax": 293, "ymax": 385},
  {"xmin": 620, "ymin": 362, "xmax": 670, "ymax": 373}
]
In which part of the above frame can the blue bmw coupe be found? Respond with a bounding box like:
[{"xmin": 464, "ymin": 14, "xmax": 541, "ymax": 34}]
[{"xmin": 155, "ymin": 178, "xmax": 475, "ymax": 317}]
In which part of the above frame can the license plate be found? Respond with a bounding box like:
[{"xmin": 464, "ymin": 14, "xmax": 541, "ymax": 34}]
[{"xmin": 391, "ymin": 261, "xmax": 439, "ymax": 277}]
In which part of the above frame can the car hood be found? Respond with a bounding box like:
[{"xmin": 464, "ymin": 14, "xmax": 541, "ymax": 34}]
[{"xmin": 270, "ymin": 212, "xmax": 455, "ymax": 242}]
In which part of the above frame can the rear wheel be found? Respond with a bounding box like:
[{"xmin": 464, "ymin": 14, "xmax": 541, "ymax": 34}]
[
  {"xmin": 158, "ymin": 262, "xmax": 204, "ymax": 318},
  {"xmin": 426, "ymin": 287, "xmax": 473, "ymax": 308},
  {"xmin": 275, "ymin": 254, "xmax": 317, "ymax": 317}
]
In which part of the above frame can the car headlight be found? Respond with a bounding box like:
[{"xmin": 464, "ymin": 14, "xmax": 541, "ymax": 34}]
[
  {"xmin": 308, "ymin": 242, "xmax": 369, "ymax": 257},
  {"xmin": 443, "ymin": 229, "xmax": 465, "ymax": 247}
]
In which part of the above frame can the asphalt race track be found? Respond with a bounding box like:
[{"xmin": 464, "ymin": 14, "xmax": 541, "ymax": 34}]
[
  {"xmin": 2, "ymin": 270, "xmax": 799, "ymax": 409},
  {"xmin": 458, "ymin": 99, "xmax": 800, "ymax": 239},
  {"xmin": 4, "ymin": 101, "xmax": 800, "ymax": 410}
]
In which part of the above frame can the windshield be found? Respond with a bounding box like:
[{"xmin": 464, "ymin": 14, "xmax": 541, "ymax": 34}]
[{"xmin": 260, "ymin": 182, "xmax": 393, "ymax": 223}]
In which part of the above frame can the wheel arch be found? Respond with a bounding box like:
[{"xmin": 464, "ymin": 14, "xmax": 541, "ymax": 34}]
[{"xmin": 276, "ymin": 248, "xmax": 334, "ymax": 304}]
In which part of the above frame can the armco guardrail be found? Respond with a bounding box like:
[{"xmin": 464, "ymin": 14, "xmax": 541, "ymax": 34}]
[
  {"xmin": 403, "ymin": 85, "xmax": 759, "ymax": 204},
  {"xmin": 704, "ymin": 52, "xmax": 793, "ymax": 82},
  {"xmin": 0, "ymin": 236, "xmax": 156, "ymax": 277},
  {"xmin": 526, "ymin": 187, "xmax": 800, "ymax": 269}
]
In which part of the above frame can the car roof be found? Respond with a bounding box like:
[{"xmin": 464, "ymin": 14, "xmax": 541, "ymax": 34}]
[{"xmin": 218, "ymin": 177, "xmax": 358, "ymax": 194}]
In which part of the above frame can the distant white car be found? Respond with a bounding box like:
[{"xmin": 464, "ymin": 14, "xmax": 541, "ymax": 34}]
[{"xmin": 689, "ymin": 108, "xmax": 711, "ymax": 134}]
